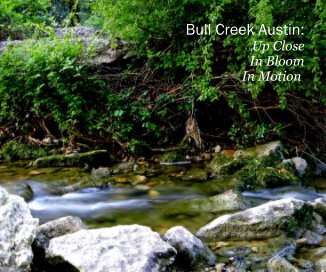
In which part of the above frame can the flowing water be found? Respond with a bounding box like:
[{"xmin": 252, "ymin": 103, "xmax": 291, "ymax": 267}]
[{"xmin": 0, "ymin": 162, "xmax": 325, "ymax": 234}]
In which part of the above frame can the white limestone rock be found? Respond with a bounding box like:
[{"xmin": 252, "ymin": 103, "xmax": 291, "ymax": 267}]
[
  {"xmin": 46, "ymin": 225, "xmax": 176, "ymax": 272},
  {"xmin": 0, "ymin": 187, "xmax": 38, "ymax": 271}
]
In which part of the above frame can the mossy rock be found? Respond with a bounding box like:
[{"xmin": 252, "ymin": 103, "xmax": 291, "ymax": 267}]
[
  {"xmin": 0, "ymin": 140, "xmax": 47, "ymax": 161},
  {"xmin": 236, "ymin": 162, "xmax": 299, "ymax": 190},
  {"xmin": 159, "ymin": 152, "xmax": 187, "ymax": 164},
  {"xmin": 219, "ymin": 158, "xmax": 249, "ymax": 175},
  {"xmin": 32, "ymin": 150, "xmax": 113, "ymax": 168},
  {"xmin": 209, "ymin": 141, "xmax": 283, "ymax": 174},
  {"xmin": 256, "ymin": 166, "xmax": 298, "ymax": 188},
  {"xmin": 209, "ymin": 144, "xmax": 299, "ymax": 190},
  {"xmin": 234, "ymin": 141, "xmax": 283, "ymax": 158}
]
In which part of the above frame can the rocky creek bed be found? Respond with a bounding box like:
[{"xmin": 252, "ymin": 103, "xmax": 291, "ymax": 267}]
[{"xmin": 0, "ymin": 141, "xmax": 325, "ymax": 271}]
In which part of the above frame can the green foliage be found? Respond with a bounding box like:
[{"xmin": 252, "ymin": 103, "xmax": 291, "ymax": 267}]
[
  {"xmin": 228, "ymin": 122, "xmax": 284, "ymax": 147},
  {"xmin": 0, "ymin": 37, "xmax": 106, "ymax": 137},
  {"xmin": 0, "ymin": 140, "xmax": 47, "ymax": 161},
  {"xmin": 91, "ymin": 0, "xmax": 325, "ymax": 146},
  {"xmin": 0, "ymin": 35, "xmax": 190, "ymax": 151},
  {"xmin": 0, "ymin": 0, "xmax": 51, "ymax": 39},
  {"xmin": 0, "ymin": 0, "xmax": 324, "ymax": 152}
]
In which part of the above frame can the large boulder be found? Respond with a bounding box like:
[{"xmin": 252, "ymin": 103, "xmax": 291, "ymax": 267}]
[
  {"xmin": 32, "ymin": 150, "xmax": 113, "ymax": 168},
  {"xmin": 33, "ymin": 216, "xmax": 87, "ymax": 270},
  {"xmin": 308, "ymin": 197, "xmax": 326, "ymax": 220},
  {"xmin": 196, "ymin": 199, "xmax": 313, "ymax": 242},
  {"xmin": 45, "ymin": 225, "xmax": 176, "ymax": 272},
  {"xmin": 0, "ymin": 187, "xmax": 39, "ymax": 271},
  {"xmin": 163, "ymin": 226, "xmax": 216, "ymax": 270}
]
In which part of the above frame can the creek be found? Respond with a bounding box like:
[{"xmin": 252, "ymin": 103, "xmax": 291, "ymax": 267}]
[{"xmin": 0, "ymin": 162, "xmax": 325, "ymax": 234}]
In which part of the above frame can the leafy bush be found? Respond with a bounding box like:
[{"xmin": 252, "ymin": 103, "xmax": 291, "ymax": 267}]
[
  {"xmin": 0, "ymin": 0, "xmax": 51, "ymax": 39},
  {"xmin": 0, "ymin": 37, "xmax": 106, "ymax": 137},
  {"xmin": 0, "ymin": 35, "xmax": 190, "ymax": 151},
  {"xmin": 90, "ymin": 0, "xmax": 325, "ymax": 148},
  {"xmin": 0, "ymin": 140, "xmax": 47, "ymax": 161}
]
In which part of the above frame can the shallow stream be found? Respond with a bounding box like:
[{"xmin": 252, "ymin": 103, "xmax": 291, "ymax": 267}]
[{"xmin": 0, "ymin": 162, "xmax": 325, "ymax": 234}]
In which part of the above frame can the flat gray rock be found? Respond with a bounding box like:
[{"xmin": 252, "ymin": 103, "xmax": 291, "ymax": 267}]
[
  {"xmin": 196, "ymin": 199, "xmax": 311, "ymax": 241},
  {"xmin": 46, "ymin": 225, "xmax": 176, "ymax": 272}
]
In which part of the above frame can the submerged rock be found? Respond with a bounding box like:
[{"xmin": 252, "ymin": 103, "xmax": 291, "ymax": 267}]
[
  {"xmin": 32, "ymin": 150, "xmax": 113, "ymax": 168},
  {"xmin": 163, "ymin": 226, "xmax": 216, "ymax": 270},
  {"xmin": 45, "ymin": 225, "xmax": 176, "ymax": 272},
  {"xmin": 196, "ymin": 199, "xmax": 313, "ymax": 242},
  {"xmin": 162, "ymin": 190, "xmax": 247, "ymax": 219},
  {"xmin": 210, "ymin": 237, "xmax": 296, "ymax": 271},
  {"xmin": 267, "ymin": 256, "xmax": 299, "ymax": 272},
  {"xmin": 189, "ymin": 190, "xmax": 247, "ymax": 214},
  {"xmin": 0, "ymin": 187, "xmax": 39, "ymax": 271}
]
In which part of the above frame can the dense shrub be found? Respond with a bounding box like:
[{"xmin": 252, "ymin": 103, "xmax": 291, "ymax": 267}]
[
  {"xmin": 0, "ymin": 140, "xmax": 47, "ymax": 161},
  {"xmin": 0, "ymin": 38, "xmax": 105, "ymax": 135},
  {"xmin": 0, "ymin": 36, "xmax": 190, "ymax": 152},
  {"xmin": 89, "ymin": 0, "xmax": 325, "ymax": 148},
  {"xmin": 0, "ymin": 0, "xmax": 51, "ymax": 40}
]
